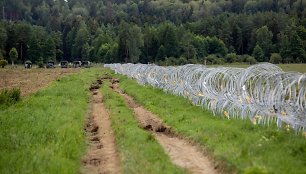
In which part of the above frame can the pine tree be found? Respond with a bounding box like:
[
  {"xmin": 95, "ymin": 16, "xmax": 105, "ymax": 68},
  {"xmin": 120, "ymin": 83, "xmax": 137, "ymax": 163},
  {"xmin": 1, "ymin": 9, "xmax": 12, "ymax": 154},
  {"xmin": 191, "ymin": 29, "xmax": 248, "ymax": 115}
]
[
  {"xmin": 256, "ymin": 26, "xmax": 273, "ymax": 61},
  {"xmin": 290, "ymin": 32, "xmax": 306, "ymax": 63}
]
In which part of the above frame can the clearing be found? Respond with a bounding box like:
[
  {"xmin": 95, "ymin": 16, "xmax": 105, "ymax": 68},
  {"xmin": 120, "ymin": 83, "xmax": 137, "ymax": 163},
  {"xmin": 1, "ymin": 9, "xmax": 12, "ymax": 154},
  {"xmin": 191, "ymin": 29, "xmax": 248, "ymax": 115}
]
[{"xmin": 0, "ymin": 67, "xmax": 79, "ymax": 96}]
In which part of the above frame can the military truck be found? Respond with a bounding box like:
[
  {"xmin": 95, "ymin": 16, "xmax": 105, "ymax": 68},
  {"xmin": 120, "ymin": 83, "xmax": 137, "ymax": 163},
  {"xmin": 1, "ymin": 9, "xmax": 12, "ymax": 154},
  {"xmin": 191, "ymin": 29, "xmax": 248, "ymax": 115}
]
[
  {"xmin": 60, "ymin": 61, "xmax": 68, "ymax": 68},
  {"xmin": 24, "ymin": 60, "xmax": 32, "ymax": 69},
  {"xmin": 46, "ymin": 60, "xmax": 55, "ymax": 68},
  {"xmin": 82, "ymin": 61, "xmax": 91, "ymax": 68},
  {"xmin": 73, "ymin": 61, "xmax": 82, "ymax": 68}
]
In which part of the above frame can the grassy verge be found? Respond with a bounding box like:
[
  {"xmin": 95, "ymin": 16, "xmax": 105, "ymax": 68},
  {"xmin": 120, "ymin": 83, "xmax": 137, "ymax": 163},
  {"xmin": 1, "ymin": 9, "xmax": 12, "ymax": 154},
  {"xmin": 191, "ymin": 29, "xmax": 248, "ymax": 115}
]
[
  {"xmin": 114, "ymin": 71, "xmax": 306, "ymax": 174},
  {"xmin": 0, "ymin": 68, "xmax": 103, "ymax": 174},
  {"xmin": 207, "ymin": 64, "xmax": 306, "ymax": 73},
  {"xmin": 278, "ymin": 64, "xmax": 306, "ymax": 73},
  {"xmin": 101, "ymin": 79, "xmax": 186, "ymax": 174}
]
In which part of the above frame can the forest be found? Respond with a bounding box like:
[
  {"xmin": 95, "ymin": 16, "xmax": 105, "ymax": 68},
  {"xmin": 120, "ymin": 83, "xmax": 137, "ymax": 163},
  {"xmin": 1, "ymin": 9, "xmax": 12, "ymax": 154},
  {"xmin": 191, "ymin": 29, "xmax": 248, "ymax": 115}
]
[{"xmin": 0, "ymin": 0, "xmax": 305, "ymax": 65}]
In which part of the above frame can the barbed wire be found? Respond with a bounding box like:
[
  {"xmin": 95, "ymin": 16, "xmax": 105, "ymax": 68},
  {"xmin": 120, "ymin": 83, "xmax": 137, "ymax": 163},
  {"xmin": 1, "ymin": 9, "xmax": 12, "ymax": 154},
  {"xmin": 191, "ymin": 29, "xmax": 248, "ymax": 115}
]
[{"xmin": 105, "ymin": 63, "xmax": 306, "ymax": 132}]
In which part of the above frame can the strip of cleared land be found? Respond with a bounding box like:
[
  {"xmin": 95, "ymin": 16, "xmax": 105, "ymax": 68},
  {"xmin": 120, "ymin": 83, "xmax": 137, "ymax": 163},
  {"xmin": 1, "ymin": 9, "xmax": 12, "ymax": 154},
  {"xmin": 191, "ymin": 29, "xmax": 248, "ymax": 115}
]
[
  {"xmin": 207, "ymin": 63, "xmax": 306, "ymax": 73},
  {"xmin": 82, "ymin": 89, "xmax": 121, "ymax": 174},
  {"xmin": 111, "ymin": 69, "xmax": 306, "ymax": 174},
  {"xmin": 101, "ymin": 79, "xmax": 186, "ymax": 174},
  {"xmin": 112, "ymin": 81, "xmax": 218, "ymax": 174}
]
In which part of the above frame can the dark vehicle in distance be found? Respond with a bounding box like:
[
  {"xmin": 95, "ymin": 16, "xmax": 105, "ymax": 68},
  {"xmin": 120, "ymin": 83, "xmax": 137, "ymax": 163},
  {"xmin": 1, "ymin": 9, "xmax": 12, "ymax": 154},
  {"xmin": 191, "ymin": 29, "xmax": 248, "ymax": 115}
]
[
  {"xmin": 60, "ymin": 61, "xmax": 68, "ymax": 68},
  {"xmin": 46, "ymin": 61, "xmax": 55, "ymax": 68},
  {"xmin": 73, "ymin": 61, "xmax": 82, "ymax": 68},
  {"xmin": 82, "ymin": 61, "xmax": 91, "ymax": 68},
  {"xmin": 24, "ymin": 60, "xmax": 32, "ymax": 69}
]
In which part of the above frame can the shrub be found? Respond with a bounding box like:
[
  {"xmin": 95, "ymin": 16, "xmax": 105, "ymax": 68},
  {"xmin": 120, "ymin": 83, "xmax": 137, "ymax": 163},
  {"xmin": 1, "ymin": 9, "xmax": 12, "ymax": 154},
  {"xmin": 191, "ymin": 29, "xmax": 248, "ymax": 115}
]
[
  {"xmin": 164, "ymin": 57, "xmax": 178, "ymax": 66},
  {"xmin": 226, "ymin": 53, "xmax": 238, "ymax": 63},
  {"xmin": 269, "ymin": 53, "xmax": 282, "ymax": 64},
  {"xmin": 245, "ymin": 55, "xmax": 257, "ymax": 65},
  {"xmin": 187, "ymin": 58, "xmax": 198, "ymax": 64},
  {"xmin": 0, "ymin": 59, "xmax": 8, "ymax": 68},
  {"xmin": 0, "ymin": 88, "xmax": 21, "ymax": 108},
  {"xmin": 177, "ymin": 56, "xmax": 187, "ymax": 65}
]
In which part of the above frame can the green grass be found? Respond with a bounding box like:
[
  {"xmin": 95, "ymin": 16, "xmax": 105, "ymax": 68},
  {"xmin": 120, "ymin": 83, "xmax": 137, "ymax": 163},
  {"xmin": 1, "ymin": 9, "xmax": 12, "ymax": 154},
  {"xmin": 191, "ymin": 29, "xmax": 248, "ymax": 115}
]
[
  {"xmin": 0, "ymin": 88, "xmax": 21, "ymax": 109},
  {"xmin": 114, "ymin": 71, "xmax": 306, "ymax": 174},
  {"xmin": 0, "ymin": 68, "xmax": 104, "ymax": 174},
  {"xmin": 207, "ymin": 63, "xmax": 306, "ymax": 73},
  {"xmin": 101, "ymin": 79, "xmax": 186, "ymax": 174},
  {"xmin": 278, "ymin": 64, "xmax": 306, "ymax": 73}
]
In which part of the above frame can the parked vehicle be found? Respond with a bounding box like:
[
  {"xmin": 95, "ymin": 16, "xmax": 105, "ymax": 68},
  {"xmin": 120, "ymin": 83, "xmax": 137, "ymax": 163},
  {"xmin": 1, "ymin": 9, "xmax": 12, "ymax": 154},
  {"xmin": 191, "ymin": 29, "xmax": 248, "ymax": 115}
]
[
  {"xmin": 60, "ymin": 61, "xmax": 68, "ymax": 68},
  {"xmin": 24, "ymin": 60, "xmax": 32, "ymax": 69},
  {"xmin": 82, "ymin": 61, "xmax": 91, "ymax": 68},
  {"xmin": 73, "ymin": 61, "xmax": 82, "ymax": 68},
  {"xmin": 46, "ymin": 61, "xmax": 55, "ymax": 68}
]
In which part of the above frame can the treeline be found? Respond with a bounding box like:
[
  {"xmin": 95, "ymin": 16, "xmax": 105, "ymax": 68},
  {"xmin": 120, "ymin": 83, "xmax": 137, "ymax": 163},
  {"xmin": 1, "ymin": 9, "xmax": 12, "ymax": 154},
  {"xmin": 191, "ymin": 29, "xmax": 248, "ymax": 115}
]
[{"xmin": 0, "ymin": 0, "xmax": 305, "ymax": 65}]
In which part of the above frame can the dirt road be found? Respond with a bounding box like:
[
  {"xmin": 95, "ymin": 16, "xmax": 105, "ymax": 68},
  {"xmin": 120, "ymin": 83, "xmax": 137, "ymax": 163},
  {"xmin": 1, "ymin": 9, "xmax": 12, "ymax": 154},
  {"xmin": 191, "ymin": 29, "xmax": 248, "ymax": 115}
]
[
  {"xmin": 112, "ymin": 82, "xmax": 218, "ymax": 174},
  {"xmin": 82, "ymin": 88, "xmax": 121, "ymax": 174}
]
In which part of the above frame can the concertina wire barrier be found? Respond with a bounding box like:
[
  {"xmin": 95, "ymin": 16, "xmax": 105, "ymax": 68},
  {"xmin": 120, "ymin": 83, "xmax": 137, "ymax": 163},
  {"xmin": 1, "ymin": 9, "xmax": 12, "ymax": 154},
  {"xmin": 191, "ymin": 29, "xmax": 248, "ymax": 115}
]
[{"xmin": 104, "ymin": 63, "xmax": 306, "ymax": 133}]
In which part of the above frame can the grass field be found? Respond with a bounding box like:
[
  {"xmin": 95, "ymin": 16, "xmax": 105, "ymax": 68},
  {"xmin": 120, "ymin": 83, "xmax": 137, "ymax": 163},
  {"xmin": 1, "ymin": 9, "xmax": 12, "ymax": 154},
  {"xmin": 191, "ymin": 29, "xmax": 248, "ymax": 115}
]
[
  {"xmin": 115, "ymin": 70, "xmax": 306, "ymax": 174},
  {"xmin": 207, "ymin": 63, "xmax": 306, "ymax": 73},
  {"xmin": 101, "ymin": 79, "xmax": 186, "ymax": 174},
  {"xmin": 0, "ymin": 68, "xmax": 103, "ymax": 174},
  {"xmin": 0, "ymin": 64, "xmax": 305, "ymax": 174}
]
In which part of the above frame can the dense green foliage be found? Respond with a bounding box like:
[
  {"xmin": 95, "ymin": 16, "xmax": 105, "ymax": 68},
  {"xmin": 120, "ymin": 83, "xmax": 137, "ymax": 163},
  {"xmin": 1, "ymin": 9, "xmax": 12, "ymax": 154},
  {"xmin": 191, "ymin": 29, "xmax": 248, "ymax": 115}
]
[
  {"xmin": 114, "ymin": 70, "xmax": 306, "ymax": 174},
  {"xmin": 0, "ymin": 59, "xmax": 8, "ymax": 68},
  {"xmin": 101, "ymin": 79, "xmax": 186, "ymax": 174},
  {"xmin": 9, "ymin": 47, "xmax": 18, "ymax": 65},
  {"xmin": 0, "ymin": 68, "xmax": 103, "ymax": 174},
  {"xmin": 0, "ymin": 0, "xmax": 305, "ymax": 64},
  {"xmin": 0, "ymin": 88, "xmax": 20, "ymax": 109}
]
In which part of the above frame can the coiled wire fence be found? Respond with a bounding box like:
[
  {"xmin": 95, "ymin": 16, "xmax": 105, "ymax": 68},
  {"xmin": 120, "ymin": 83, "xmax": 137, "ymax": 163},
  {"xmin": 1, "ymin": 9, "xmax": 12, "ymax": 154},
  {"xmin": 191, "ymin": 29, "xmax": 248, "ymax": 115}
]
[{"xmin": 105, "ymin": 63, "xmax": 306, "ymax": 132}]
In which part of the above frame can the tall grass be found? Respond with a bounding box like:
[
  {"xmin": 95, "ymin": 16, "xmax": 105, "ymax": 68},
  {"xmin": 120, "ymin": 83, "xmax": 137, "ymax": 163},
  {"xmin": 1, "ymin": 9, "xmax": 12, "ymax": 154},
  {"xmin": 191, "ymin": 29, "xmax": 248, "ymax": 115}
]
[
  {"xmin": 0, "ymin": 88, "xmax": 21, "ymax": 109},
  {"xmin": 116, "ymin": 71, "xmax": 306, "ymax": 174},
  {"xmin": 0, "ymin": 68, "xmax": 103, "ymax": 174},
  {"xmin": 101, "ymin": 80, "xmax": 186, "ymax": 174}
]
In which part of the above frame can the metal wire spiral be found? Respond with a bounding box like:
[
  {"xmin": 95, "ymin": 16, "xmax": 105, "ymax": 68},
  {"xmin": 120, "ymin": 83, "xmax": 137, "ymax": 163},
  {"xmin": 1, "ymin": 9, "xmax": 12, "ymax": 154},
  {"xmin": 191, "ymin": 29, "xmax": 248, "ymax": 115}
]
[{"xmin": 105, "ymin": 63, "xmax": 306, "ymax": 132}]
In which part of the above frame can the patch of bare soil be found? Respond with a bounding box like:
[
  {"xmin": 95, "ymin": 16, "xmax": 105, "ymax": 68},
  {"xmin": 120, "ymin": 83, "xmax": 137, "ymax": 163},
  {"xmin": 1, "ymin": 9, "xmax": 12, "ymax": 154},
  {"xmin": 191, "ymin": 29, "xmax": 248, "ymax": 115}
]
[
  {"xmin": 82, "ymin": 86, "xmax": 121, "ymax": 174},
  {"xmin": 0, "ymin": 67, "xmax": 79, "ymax": 96},
  {"xmin": 111, "ymin": 82, "xmax": 218, "ymax": 174}
]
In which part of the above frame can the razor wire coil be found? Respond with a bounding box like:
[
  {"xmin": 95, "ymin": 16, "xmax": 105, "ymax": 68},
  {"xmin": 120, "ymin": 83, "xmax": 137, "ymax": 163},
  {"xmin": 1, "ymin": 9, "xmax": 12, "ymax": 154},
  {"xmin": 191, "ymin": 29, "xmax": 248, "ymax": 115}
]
[{"xmin": 105, "ymin": 63, "xmax": 306, "ymax": 132}]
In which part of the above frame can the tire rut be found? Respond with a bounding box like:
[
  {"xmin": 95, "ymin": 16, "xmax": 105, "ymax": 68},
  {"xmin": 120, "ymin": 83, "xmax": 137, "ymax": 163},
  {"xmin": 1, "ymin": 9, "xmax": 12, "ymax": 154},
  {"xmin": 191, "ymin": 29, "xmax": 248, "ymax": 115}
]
[
  {"xmin": 82, "ymin": 79, "xmax": 121, "ymax": 174},
  {"xmin": 111, "ymin": 81, "xmax": 219, "ymax": 174}
]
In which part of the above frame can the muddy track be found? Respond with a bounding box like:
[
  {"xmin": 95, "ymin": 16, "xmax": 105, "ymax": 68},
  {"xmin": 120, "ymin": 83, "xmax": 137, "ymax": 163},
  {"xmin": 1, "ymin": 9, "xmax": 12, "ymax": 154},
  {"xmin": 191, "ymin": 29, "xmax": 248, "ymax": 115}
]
[
  {"xmin": 82, "ymin": 86, "xmax": 121, "ymax": 174},
  {"xmin": 111, "ymin": 81, "xmax": 218, "ymax": 174}
]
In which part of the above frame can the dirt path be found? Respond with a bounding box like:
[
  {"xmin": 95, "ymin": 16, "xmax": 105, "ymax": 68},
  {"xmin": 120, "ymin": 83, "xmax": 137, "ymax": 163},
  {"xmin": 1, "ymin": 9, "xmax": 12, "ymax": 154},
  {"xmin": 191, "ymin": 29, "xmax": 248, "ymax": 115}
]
[
  {"xmin": 82, "ymin": 88, "xmax": 121, "ymax": 174},
  {"xmin": 111, "ymin": 82, "xmax": 218, "ymax": 174}
]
